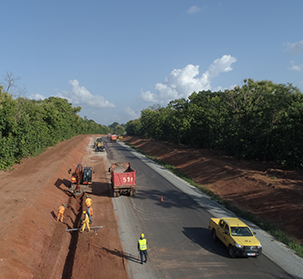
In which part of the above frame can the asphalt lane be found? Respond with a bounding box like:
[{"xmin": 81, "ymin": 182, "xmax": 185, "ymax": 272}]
[{"xmin": 104, "ymin": 138, "xmax": 302, "ymax": 279}]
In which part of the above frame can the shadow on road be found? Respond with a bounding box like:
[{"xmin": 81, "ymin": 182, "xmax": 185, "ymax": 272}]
[
  {"xmin": 182, "ymin": 227, "xmax": 230, "ymax": 258},
  {"xmin": 102, "ymin": 247, "xmax": 141, "ymax": 264}
]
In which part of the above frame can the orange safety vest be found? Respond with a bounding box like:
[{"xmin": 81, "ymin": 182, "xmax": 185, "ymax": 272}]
[
  {"xmin": 90, "ymin": 207, "xmax": 93, "ymax": 216},
  {"xmin": 58, "ymin": 206, "xmax": 65, "ymax": 214}
]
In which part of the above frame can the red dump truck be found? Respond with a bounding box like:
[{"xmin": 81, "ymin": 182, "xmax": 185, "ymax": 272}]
[
  {"xmin": 110, "ymin": 134, "xmax": 117, "ymax": 143},
  {"xmin": 110, "ymin": 162, "xmax": 136, "ymax": 197}
]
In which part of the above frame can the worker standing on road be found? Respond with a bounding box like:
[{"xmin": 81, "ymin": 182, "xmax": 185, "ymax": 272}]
[
  {"xmin": 57, "ymin": 204, "xmax": 65, "ymax": 222},
  {"xmin": 138, "ymin": 233, "xmax": 148, "ymax": 264},
  {"xmin": 85, "ymin": 195, "xmax": 93, "ymax": 224},
  {"xmin": 81, "ymin": 211, "xmax": 90, "ymax": 233}
]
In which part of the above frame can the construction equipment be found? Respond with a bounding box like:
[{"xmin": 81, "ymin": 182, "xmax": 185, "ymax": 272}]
[
  {"xmin": 94, "ymin": 138, "xmax": 103, "ymax": 149},
  {"xmin": 68, "ymin": 164, "xmax": 94, "ymax": 193},
  {"xmin": 110, "ymin": 162, "xmax": 136, "ymax": 197}
]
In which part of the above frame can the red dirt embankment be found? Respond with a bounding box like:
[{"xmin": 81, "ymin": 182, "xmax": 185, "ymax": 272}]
[
  {"xmin": 0, "ymin": 135, "xmax": 128, "ymax": 279},
  {"xmin": 123, "ymin": 136, "xmax": 303, "ymax": 245}
]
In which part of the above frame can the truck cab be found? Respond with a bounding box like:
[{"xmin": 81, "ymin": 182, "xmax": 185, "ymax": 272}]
[{"xmin": 209, "ymin": 217, "xmax": 262, "ymax": 257}]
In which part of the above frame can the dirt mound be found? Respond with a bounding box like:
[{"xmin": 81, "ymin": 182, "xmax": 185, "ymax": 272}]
[
  {"xmin": 123, "ymin": 136, "xmax": 303, "ymax": 244},
  {"xmin": 0, "ymin": 135, "xmax": 128, "ymax": 279}
]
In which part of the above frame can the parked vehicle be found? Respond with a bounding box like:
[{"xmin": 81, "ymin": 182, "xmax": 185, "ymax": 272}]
[
  {"xmin": 110, "ymin": 162, "xmax": 136, "ymax": 197},
  {"xmin": 209, "ymin": 217, "xmax": 262, "ymax": 257}
]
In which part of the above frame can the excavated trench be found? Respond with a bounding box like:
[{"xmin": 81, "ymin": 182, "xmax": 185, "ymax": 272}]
[{"xmin": 61, "ymin": 193, "xmax": 85, "ymax": 279}]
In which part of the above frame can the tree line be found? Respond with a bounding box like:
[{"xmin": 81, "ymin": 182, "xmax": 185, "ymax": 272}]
[
  {"xmin": 0, "ymin": 86, "xmax": 111, "ymax": 169},
  {"xmin": 125, "ymin": 79, "xmax": 303, "ymax": 169}
]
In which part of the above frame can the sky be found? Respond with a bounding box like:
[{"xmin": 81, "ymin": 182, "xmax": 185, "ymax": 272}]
[{"xmin": 1, "ymin": 0, "xmax": 303, "ymax": 126}]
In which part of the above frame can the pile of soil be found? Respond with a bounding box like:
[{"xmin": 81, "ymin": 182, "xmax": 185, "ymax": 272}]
[
  {"xmin": 0, "ymin": 135, "xmax": 128, "ymax": 279},
  {"xmin": 123, "ymin": 136, "xmax": 303, "ymax": 245}
]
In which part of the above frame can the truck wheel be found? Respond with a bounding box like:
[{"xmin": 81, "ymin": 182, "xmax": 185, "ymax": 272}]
[
  {"xmin": 211, "ymin": 229, "xmax": 217, "ymax": 241},
  {"xmin": 130, "ymin": 189, "xmax": 136, "ymax": 197},
  {"xmin": 116, "ymin": 192, "xmax": 120, "ymax": 197},
  {"xmin": 228, "ymin": 245, "xmax": 236, "ymax": 258},
  {"xmin": 132, "ymin": 189, "xmax": 136, "ymax": 197}
]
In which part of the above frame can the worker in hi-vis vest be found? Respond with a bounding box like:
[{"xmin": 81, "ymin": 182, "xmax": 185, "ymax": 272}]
[
  {"xmin": 138, "ymin": 233, "xmax": 148, "ymax": 264},
  {"xmin": 80, "ymin": 211, "xmax": 90, "ymax": 233},
  {"xmin": 85, "ymin": 195, "xmax": 93, "ymax": 224},
  {"xmin": 57, "ymin": 204, "xmax": 65, "ymax": 222}
]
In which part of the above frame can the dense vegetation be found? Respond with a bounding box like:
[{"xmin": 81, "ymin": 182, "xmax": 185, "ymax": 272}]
[
  {"xmin": 125, "ymin": 79, "xmax": 303, "ymax": 169},
  {"xmin": 108, "ymin": 121, "xmax": 125, "ymax": 135},
  {"xmin": 0, "ymin": 86, "xmax": 111, "ymax": 169}
]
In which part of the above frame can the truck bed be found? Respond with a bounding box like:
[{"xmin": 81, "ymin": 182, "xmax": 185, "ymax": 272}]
[{"xmin": 111, "ymin": 162, "xmax": 136, "ymax": 187}]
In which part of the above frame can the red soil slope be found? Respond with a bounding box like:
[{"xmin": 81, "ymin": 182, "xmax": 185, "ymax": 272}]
[{"xmin": 0, "ymin": 135, "xmax": 128, "ymax": 279}]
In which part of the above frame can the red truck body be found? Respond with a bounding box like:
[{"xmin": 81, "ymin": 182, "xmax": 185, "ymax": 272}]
[
  {"xmin": 110, "ymin": 135, "xmax": 117, "ymax": 142},
  {"xmin": 111, "ymin": 162, "xmax": 136, "ymax": 197}
]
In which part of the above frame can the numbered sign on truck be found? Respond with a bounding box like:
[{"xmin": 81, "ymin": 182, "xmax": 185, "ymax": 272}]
[{"xmin": 110, "ymin": 162, "xmax": 136, "ymax": 197}]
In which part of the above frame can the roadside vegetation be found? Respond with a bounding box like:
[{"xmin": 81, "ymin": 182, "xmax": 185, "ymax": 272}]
[
  {"xmin": 125, "ymin": 142, "xmax": 303, "ymax": 258},
  {"xmin": 126, "ymin": 79, "xmax": 303, "ymax": 169},
  {"xmin": 108, "ymin": 121, "xmax": 126, "ymax": 136},
  {"xmin": 0, "ymin": 80, "xmax": 111, "ymax": 170}
]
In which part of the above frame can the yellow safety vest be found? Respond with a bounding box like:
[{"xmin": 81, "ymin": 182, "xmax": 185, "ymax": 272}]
[
  {"xmin": 138, "ymin": 238, "xmax": 147, "ymax": 250},
  {"xmin": 86, "ymin": 198, "xmax": 92, "ymax": 207}
]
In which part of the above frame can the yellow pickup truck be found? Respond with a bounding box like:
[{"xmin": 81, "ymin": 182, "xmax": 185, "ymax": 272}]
[{"xmin": 209, "ymin": 217, "xmax": 262, "ymax": 257}]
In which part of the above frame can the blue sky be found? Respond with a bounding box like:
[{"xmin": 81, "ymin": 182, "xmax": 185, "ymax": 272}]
[{"xmin": 1, "ymin": 0, "xmax": 303, "ymax": 126}]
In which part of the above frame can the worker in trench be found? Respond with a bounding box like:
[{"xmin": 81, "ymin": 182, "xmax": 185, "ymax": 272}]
[
  {"xmin": 57, "ymin": 204, "xmax": 65, "ymax": 222},
  {"xmin": 80, "ymin": 211, "xmax": 90, "ymax": 233},
  {"xmin": 85, "ymin": 195, "xmax": 93, "ymax": 224}
]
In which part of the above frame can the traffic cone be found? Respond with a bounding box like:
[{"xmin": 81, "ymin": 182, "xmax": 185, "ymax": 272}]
[{"xmin": 161, "ymin": 195, "xmax": 163, "ymax": 202}]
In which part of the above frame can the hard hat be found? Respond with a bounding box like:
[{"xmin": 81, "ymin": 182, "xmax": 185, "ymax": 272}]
[
  {"xmin": 83, "ymin": 211, "xmax": 86, "ymax": 214},
  {"xmin": 86, "ymin": 195, "xmax": 89, "ymax": 198},
  {"xmin": 62, "ymin": 204, "xmax": 65, "ymax": 207},
  {"xmin": 80, "ymin": 218, "xmax": 82, "ymax": 222},
  {"xmin": 141, "ymin": 233, "xmax": 144, "ymax": 238}
]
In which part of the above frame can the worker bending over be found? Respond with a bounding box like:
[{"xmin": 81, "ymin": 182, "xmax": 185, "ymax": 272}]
[
  {"xmin": 57, "ymin": 204, "xmax": 65, "ymax": 222},
  {"xmin": 138, "ymin": 233, "xmax": 148, "ymax": 264}
]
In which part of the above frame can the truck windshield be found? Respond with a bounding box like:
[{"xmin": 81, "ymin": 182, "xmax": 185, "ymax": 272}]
[{"xmin": 230, "ymin": 227, "xmax": 253, "ymax": 237}]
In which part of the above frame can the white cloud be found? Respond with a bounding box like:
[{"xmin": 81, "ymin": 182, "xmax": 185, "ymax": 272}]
[
  {"xmin": 289, "ymin": 60, "xmax": 303, "ymax": 72},
  {"xmin": 57, "ymin": 79, "xmax": 115, "ymax": 108},
  {"xmin": 186, "ymin": 6, "xmax": 201, "ymax": 14},
  {"xmin": 139, "ymin": 55, "xmax": 237, "ymax": 104},
  {"xmin": 28, "ymin": 93, "xmax": 45, "ymax": 100},
  {"xmin": 138, "ymin": 89, "xmax": 159, "ymax": 103},
  {"xmin": 285, "ymin": 40, "xmax": 303, "ymax": 55},
  {"xmin": 125, "ymin": 106, "xmax": 140, "ymax": 119}
]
